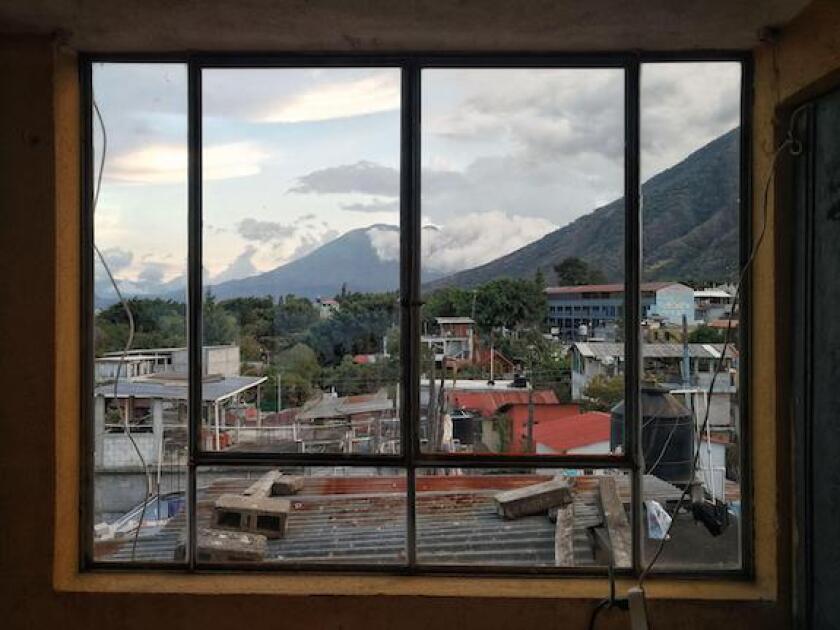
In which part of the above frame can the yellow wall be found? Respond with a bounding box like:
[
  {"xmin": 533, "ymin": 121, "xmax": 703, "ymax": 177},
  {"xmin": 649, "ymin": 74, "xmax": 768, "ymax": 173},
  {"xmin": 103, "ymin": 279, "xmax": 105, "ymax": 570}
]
[{"xmin": 2, "ymin": 0, "xmax": 840, "ymax": 627}]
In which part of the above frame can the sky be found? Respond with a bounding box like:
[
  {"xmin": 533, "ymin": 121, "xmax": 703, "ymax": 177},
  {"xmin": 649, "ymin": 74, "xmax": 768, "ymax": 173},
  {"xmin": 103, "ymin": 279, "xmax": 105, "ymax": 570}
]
[{"xmin": 91, "ymin": 61, "xmax": 741, "ymax": 297}]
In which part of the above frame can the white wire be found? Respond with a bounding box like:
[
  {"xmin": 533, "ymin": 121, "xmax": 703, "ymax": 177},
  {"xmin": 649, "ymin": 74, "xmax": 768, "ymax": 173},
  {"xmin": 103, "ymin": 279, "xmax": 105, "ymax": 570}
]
[
  {"xmin": 92, "ymin": 98, "xmax": 152, "ymax": 560},
  {"xmin": 638, "ymin": 105, "xmax": 807, "ymax": 587}
]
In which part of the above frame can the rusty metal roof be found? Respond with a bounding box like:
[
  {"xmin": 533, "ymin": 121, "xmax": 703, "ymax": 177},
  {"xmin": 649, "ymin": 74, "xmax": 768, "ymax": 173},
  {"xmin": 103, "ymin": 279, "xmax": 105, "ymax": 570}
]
[{"xmin": 99, "ymin": 474, "xmax": 682, "ymax": 567}]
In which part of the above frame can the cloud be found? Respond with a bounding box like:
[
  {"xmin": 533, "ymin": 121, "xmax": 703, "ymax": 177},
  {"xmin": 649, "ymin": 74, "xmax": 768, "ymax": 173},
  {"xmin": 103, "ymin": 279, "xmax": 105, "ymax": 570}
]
[
  {"xmin": 367, "ymin": 211, "xmax": 556, "ymax": 274},
  {"xmin": 257, "ymin": 73, "xmax": 399, "ymax": 123},
  {"xmin": 137, "ymin": 262, "xmax": 167, "ymax": 284},
  {"xmin": 108, "ymin": 142, "xmax": 269, "ymax": 184},
  {"xmin": 237, "ymin": 218, "xmax": 297, "ymax": 243},
  {"xmin": 98, "ymin": 247, "xmax": 133, "ymax": 272},
  {"xmin": 289, "ymin": 229, "xmax": 341, "ymax": 260},
  {"xmin": 341, "ymin": 198, "xmax": 400, "ymax": 213},
  {"xmin": 211, "ymin": 245, "xmax": 259, "ymax": 284},
  {"xmin": 290, "ymin": 160, "xmax": 399, "ymax": 196}
]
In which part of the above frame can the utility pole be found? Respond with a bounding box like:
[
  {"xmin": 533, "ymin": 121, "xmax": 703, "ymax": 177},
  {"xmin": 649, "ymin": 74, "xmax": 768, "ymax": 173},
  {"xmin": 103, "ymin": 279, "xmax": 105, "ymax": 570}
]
[
  {"xmin": 526, "ymin": 352, "xmax": 535, "ymax": 453},
  {"xmin": 277, "ymin": 371, "xmax": 282, "ymax": 413}
]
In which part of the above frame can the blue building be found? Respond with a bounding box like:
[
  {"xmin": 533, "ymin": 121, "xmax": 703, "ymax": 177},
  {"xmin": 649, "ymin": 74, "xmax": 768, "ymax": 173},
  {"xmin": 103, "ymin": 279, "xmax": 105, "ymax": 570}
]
[{"xmin": 545, "ymin": 282, "xmax": 695, "ymax": 339}]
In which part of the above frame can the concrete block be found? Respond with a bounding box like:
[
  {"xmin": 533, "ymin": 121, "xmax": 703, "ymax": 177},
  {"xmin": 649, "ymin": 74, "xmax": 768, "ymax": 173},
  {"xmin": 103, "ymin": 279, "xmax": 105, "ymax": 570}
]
[{"xmin": 494, "ymin": 476, "xmax": 572, "ymax": 520}]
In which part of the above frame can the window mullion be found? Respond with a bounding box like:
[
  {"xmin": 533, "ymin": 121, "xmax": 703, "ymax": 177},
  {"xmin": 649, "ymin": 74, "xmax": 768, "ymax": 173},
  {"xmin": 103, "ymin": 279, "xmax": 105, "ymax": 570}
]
[
  {"xmin": 401, "ymin": 60, "xmax": 422, "ymax": 568},
  {"xmin": 187, "ymin": 59, "xmax": 203, "ymax": 572},
  {"xmin": 624, "ymin": 58, "xmax": 643, "ymax": 575}
]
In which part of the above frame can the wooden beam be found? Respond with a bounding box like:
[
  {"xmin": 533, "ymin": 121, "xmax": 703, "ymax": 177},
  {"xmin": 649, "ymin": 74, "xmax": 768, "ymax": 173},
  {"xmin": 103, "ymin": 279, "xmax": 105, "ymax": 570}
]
[
  {"xmin": 554, "ymin": 503, "xmax": 575, "ymax": 567},
  {"xmin": 494, "ymin": 476, "xmax": 571, "ymax": 520},
  {"xmin": 598, "ymin": 476, "xmax": 632, "ymax": 568},
  {"xmin": 243, "ymin": 470, "xmax": 283, "ymax": 497}
]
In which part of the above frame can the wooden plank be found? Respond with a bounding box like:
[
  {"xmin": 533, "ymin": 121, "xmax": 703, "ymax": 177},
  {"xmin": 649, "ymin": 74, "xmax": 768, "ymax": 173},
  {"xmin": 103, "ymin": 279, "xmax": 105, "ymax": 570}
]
[
  {"xmin": 243, "ymin": 470, "xmax": 282, "ymax": 497},
  {"xmin": 494, "ymin": 476, "xmax": 571, "ymax": 520},
  {"xmin": 554, "ymin": 503, "xmax": 575, "ymax": 567},
  {"xmin": 598, "ymin": 477, "xmax": 632, "ymax": 568}
]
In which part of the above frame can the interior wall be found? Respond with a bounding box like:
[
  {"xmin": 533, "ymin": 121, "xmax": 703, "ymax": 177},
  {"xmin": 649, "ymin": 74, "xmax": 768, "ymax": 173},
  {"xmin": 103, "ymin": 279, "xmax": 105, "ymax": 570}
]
[{"xmin": 1, "ymin": 0, "xmax": 839, "ymax": 627}]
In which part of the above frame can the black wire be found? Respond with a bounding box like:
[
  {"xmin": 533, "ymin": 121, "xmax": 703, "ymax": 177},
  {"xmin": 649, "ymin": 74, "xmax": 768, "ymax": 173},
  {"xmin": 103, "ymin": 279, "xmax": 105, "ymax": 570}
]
[{"xmin": 588, "ymin": 599, "xmax": 610, "ymax": 630}]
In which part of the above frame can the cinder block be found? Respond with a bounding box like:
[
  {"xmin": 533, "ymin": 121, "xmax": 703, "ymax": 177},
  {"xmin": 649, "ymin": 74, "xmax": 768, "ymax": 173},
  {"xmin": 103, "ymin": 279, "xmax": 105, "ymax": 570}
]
[
  {"xmin": 494, "ymin": 477, "xmax": 572, "ymax": 520},
  {"xmin": 174, "ymin": 528, "xmax": 267, "ymax": 562},
  {"xmin": 214, "ymin": 493, "xmax": 291, "ymax": 539}
]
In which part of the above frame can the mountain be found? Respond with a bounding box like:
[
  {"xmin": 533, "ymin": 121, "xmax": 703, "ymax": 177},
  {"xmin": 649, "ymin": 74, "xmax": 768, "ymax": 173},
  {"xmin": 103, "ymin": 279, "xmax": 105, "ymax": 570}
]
[
  {"xmin": 426, "ymin": 128, "xmax": 740, "ymax": 290},
  {"xmin": 206, "ymin": 224, "xmax": 442, "ymax": 300}
]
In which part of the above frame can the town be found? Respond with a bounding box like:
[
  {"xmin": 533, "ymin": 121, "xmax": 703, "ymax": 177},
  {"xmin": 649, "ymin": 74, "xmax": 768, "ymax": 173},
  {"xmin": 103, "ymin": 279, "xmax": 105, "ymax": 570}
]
[{"xmin": 92, "ymin": 263, "xmax": 741, "ymax": 569}]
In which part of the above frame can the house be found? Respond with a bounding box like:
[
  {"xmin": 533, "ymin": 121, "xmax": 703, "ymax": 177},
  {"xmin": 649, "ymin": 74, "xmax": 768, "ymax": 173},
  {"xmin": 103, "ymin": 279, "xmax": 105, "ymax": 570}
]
[
  {"xmin": 100, "ymin": 344, "xmax": 241, "ymax": 378},
  {"xmin": 496, "ymin": 403, "xmax": 611, "ymax": 454},
  {"xmin": 694, "ymin": 288, "xmax": 735, "ymax": 323},
  {"xmin": 316, "ymin": 297, "xmax": 340, "ymax": 319},
  {"xmin": 421, "ymin": 316, "xmax": 476, "ymax": 365},
  {"xmin": 545, "ymin": 282, "xmax": 695, "ymax": 340}
]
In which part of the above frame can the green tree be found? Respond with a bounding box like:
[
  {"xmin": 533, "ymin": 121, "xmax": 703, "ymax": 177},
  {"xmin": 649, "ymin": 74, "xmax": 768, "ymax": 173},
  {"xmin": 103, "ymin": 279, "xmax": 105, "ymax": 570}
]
[
  {"xmin": 203, "ymin": 292, "xmax": 238, "ymax": 345},
  {"xmin": 473, "ymin": 277, "xmax": 546, "ymax": 332},
  {"xmin": 552, "ymin": 256, "xmax": 607, "ymax": 286},
  {"xmin": 581, "ymin": 374, "xmax": 624, "ymax": 411},
  {"xmin": 688, "ymin": 325, "xmax": 726, "ymax": 343},
  {"xmin": 274, "ymin": 295, "xmax": 319, "ymax": 334}
]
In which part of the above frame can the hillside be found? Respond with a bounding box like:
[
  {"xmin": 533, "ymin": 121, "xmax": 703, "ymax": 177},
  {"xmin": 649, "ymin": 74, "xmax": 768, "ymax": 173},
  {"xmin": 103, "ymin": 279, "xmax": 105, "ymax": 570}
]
[
  {"xmin": 426, "ymin": 128, "xmax": 740, "ymax": 290},
  {"xmin": 207, "ymin": 225, "xmax": 442, "ymax": 300}
]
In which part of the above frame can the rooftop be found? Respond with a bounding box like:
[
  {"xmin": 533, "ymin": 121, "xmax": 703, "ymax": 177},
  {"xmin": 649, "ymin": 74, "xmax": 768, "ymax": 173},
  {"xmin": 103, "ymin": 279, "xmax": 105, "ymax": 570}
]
[
  {"xmin": 571, "ymin": 341, "xmax": 737, "ymax": 360},
  {"xmin": 94, "ymin": 374, "xmax": 267, "ymax": 403},
  {"xmin": 98, "ymin": 473, "xmax": 685, "ymax": 566},
  {"xmin": 545, "ymin": 282, "xmax": 680, "ymax": 296}
]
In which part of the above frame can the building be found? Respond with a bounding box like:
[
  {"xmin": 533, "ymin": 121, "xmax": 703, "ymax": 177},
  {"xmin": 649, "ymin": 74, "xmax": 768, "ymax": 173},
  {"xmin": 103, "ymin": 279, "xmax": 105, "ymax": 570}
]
[
  {"xmin": 545, "ymin": 282, "xmax": 695, "ymax": 339},
  {"xmin": 316, "ymin": 297, "xmax": 339, "ymax": 319},
  {"xmin": 568, "ymin": 341, "xmax": 738, "ymax": 429},
  {"xmin": 496, "ymin": 403, "xmax": 611, "ymax": 455},
  {"xmin": 99, "ymin": 345, "xmax": 241, "ymax": 379},
  {"xmin": 694, "ymin": 287, "xmax": 735, "ymax": 323},
  {"xmin": 421, "ymin": 316, "xmax": 476, "ymax": 364}
]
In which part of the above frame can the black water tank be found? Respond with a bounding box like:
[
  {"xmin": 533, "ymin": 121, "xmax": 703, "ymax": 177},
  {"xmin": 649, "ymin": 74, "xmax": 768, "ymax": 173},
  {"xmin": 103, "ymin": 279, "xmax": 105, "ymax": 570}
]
[{"xmin": 611, "ymin": 385, "xmax": 695, "ymax": 485}]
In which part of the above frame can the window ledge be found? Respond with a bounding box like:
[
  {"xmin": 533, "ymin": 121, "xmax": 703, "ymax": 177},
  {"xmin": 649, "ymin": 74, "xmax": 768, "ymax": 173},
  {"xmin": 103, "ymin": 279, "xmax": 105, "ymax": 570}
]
[{"xmin": 54, "ymin": 570, "xmax": 776, "ymax": 601}]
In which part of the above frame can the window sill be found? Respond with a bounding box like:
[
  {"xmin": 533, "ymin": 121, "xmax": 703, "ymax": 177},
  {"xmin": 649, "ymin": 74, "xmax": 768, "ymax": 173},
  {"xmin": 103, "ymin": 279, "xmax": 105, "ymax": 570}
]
[{"xmin": 54, "ymin": 569, "xmax": 776, "ymax": 601}]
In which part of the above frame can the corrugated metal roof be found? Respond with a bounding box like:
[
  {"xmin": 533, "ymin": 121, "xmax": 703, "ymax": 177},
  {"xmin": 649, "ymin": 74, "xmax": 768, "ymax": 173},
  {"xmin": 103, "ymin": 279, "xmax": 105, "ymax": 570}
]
[
  {"xmin": 571, "ymin": 342, "xmax": 735, "ymax": 360},
  {"xmin": 545, "ymin": 282, "xmax": 679, "ymax": 295},
  {"xmin": 94, "ymin": 375, "xmax": 266, "ymax": 402},
  {"xmin": 98, "ymin": 474, "xmax": 682, "ymax": 566}
]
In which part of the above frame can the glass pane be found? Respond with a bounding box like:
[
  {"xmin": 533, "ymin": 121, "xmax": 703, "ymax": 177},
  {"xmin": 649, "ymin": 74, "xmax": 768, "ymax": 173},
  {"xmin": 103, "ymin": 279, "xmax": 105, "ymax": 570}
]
[
  {"xmin": 415, "ymin": 468, "xmax": 635, "ymax": 568},
  {"xmin": 193, "ymin": 466, "xmax": 406, "ymax": 565},
  {"xmin": 90, "ymin": 63, "xmax": 189, "ymax": 563},
  {"xmin": 640, "ymin": 62, "xmax": 743, "ymax": 570},
  {"xmin": 419, "ymin": 68, "xmax": 625, "ymax": 456},
  {"xmin": 200, "ymin": 68, "xmax": 402, "ymax": 455}
]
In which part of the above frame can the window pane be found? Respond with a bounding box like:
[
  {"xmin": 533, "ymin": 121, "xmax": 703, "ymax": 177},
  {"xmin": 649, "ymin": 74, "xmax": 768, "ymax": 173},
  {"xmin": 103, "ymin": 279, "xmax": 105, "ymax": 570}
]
[
  {"xmin": 200, "ymin": 68, "xmax": 402, "ymax": 455},
  {"xmin": 640, "ymin": 62, "xmax": 743, "ymax": 570},
  {"xmin": 192, "ymin": 466, "xmax": 406, "ymax": 565},
  {"xmin": 419, "ymin": 68, "xmax": 625, "ymax": 456},
  {"xmin": 90, "ymin": 63, "xmax": 188, "ymax": 563},
  {"xmin": 415, "ymin": 468, "xmax": 637, "ymax": 568}
]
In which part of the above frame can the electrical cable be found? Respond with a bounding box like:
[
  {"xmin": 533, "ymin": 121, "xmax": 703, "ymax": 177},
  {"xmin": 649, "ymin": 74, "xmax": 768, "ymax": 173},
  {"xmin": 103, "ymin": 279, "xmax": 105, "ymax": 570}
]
[
  {"xmin": 92, "ymin": 98, "xmax": 152, "ymax": 560},
  {"xmin": 638, "ymin": 104, "xmax": 807, "ymax": 588}
]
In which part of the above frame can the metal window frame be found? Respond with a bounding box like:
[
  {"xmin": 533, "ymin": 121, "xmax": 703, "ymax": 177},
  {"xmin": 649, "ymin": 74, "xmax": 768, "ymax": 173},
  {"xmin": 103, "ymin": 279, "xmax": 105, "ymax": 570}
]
[{"xmin": 79, "ymin": 51, "xmax": 753, "ymax": 579}]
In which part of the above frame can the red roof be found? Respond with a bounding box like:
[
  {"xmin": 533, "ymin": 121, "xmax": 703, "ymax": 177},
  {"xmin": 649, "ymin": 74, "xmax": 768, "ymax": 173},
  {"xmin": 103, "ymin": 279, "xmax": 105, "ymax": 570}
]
[
  {"xmin": 545, "ymin": 282, "xmax": 677, "ymax": 295},
  {"xmin": 500, "ymin": 404, "xmax": 611, "ymax": 454},
  {"xmin": 448, "ymin": 389, "xmax": 559, "ymax": 417}
]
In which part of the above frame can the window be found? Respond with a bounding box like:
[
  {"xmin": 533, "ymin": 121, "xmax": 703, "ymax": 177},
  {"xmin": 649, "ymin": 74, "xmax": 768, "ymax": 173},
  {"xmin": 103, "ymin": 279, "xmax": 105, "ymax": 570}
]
[{"xmin": 83, "ymin": 55, "xmax": 749, "ymax": 576}]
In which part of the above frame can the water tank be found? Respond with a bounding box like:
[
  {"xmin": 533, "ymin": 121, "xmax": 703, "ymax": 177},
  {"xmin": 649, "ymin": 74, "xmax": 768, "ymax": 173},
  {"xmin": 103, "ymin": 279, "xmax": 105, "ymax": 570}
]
[{"xmin": 610, "ymin": 384, "xmax": 695, "ymax": 485}]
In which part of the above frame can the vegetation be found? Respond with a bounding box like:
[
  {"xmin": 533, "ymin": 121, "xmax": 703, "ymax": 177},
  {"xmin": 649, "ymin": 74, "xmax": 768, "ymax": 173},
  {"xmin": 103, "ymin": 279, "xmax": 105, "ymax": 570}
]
[
  {"xmin": 94, "ymin": 275, "xmax": 563, "ymax": 408},
  {"xmin": 552, "ymin": 256, "xmax": 607, "ymax": 286},
  {"xmin": 688, "ymin": 325, "xmax": 726, "ymax": 343},
  {"xmin": 581, "ymin": 374, "xmax": 624, "ymax": 411}
]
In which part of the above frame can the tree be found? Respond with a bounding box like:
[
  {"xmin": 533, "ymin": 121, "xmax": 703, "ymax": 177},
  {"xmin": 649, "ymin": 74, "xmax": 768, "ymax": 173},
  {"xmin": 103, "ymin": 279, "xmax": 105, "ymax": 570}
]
[
  {"xmin": 581, "ymin": 374, "xmax": 624, "ymax": 411},
  {"xmin": 473, "ymin": 277, "xmax": 546, "ymax": 332},
  {"xmin": 203, "ymin": 292, "xmax": 238, "ymax": 345},
  {"xmin": 274, "ymin": 295, "xmax": 318, "ymax": 334},
  {"xmin": 553, "ymin": 256, "xmax": 607, "ymax": 286},
  {"xmin": 688, "ymin": 325, "xmax": 726, "ymax": 343}
]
